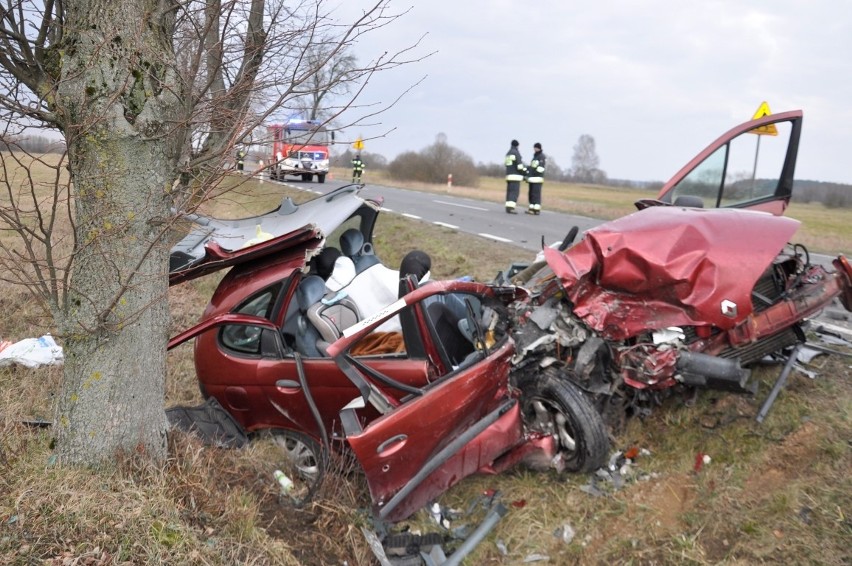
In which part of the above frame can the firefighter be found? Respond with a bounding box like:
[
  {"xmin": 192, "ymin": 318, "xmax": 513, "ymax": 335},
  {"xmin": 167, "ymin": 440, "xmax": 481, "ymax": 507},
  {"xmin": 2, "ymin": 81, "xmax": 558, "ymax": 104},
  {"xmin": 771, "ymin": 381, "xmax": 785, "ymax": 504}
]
[
  {"xmin": 525, "ymin": 142, "xmax": 546, "ymax": 214},
  {"xmin": 504, "ymin": 139, "xmax": 526, "ymax": 214},
  {"xmin": 351, "ymin": 154, "xmax": 365, "ymax": 183},
  {"xmin": 236, "ymin": 149, "xmax": 246, "ymax": 172}
]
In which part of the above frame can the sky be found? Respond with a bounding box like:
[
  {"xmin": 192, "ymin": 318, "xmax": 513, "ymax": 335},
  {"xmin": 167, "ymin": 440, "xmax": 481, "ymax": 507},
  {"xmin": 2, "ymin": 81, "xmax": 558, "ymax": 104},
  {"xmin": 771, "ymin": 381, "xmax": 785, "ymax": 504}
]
[{"xmin": 332, "ymin": 1, "xmax": 852, "ymax": 184}]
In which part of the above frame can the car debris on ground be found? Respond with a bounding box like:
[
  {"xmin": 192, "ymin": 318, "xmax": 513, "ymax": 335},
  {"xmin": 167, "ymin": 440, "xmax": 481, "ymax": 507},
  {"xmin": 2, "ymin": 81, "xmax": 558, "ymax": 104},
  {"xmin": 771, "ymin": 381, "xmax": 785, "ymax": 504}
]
[{"xmin": 0, "ymin": 334, "xmax": 63, "ymax": 368}]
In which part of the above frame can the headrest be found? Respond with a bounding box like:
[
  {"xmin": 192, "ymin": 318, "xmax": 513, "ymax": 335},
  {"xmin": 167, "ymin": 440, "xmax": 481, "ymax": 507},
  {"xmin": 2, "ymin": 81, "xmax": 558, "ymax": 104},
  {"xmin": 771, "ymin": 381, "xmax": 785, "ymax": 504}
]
[
  {"xmin": 326, "ymin": 256, "xmax": 356, "ymax": 292},
  {"xmin": 312, "ymin": 247, "xmax": 342, "ymax": 280},
  {"xmin": 339, "ymin": 228, "xmax": 364, "ymax": 257},
  {"xmin": 296, "ymin": 275, "xmax": 327, "ymax": 312},
  {"xmin": 400, "ymin": 250, "xmax": 432, "ymax": 282}
]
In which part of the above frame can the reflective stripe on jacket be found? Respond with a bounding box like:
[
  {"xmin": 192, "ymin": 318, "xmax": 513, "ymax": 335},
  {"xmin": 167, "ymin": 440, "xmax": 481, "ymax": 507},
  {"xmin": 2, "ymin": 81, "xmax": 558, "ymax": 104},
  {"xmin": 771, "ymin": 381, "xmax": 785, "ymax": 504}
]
[
  {"xmin": 527, "ymin": 150, "xmax": 545, "ymax": 183},
  {"xmin": 505, "ymin": 147, "xmax": 526, "ymax": 181}
]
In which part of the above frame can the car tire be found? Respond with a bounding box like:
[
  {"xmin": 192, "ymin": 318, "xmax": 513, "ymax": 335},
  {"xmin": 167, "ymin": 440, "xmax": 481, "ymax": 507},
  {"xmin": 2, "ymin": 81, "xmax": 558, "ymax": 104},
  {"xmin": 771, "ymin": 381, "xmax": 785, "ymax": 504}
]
[
  {"xmin": 318, "ymin": 174, "xmax": 326, "ymax": 183},
  {"xmin": 254, "ymin": 429, "xmax": 326, "ymax": 506},
  {"xmin": 270, "ymin": 429, "xmax": 323, "ymax": 478},
  {"xmin": 516, "ymin": 367, "xmax": 609, "ymax": 473}
]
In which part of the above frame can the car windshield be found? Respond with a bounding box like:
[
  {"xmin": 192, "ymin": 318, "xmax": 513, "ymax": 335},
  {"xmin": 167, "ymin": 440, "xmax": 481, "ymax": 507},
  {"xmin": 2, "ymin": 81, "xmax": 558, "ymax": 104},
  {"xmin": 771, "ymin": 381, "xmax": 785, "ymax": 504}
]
[{"xmin": 285, "ymin": 126, "xmax": 331, "ymax": 146}]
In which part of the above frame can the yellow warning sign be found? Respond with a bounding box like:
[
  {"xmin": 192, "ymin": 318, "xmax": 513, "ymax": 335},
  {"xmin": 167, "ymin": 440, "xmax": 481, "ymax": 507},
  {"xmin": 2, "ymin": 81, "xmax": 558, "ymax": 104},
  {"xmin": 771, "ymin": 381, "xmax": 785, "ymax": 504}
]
[
  {"xmin": 353, "ymin": 137, "xmax": 364, "ymax": 150},
  {"xmin": 748, "ymin": 101, "xmax": 778, "ymax": 136}
]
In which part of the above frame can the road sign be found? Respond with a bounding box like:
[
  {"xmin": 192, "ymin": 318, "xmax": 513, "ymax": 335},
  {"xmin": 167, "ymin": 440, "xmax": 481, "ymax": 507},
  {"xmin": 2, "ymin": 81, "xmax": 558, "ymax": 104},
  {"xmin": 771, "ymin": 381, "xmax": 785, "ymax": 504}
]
[
  {"xmin": 748, "ymin": 101, "xmax": 778, "ymax": 136},
  {"xmin": 353, "ymin": 137, "xmax": 364, "ymax": 151}
]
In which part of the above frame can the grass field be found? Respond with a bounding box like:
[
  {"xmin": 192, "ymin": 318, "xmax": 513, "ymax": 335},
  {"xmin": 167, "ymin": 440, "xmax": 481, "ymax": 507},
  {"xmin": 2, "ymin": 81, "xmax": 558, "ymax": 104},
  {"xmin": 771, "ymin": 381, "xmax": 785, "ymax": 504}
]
[{"xmin": 1, "ymin": 162, "xmax": 850, "ymax": 564}]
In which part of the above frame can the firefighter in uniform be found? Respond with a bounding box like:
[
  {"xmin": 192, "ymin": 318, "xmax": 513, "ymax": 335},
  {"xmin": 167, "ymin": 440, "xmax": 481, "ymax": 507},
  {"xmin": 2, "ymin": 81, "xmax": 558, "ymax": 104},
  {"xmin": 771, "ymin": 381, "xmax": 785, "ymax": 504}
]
[
  {"xmin": 236, "ymin": 149, "xmax": 246, "ymax": 171},
  {"xmin": 351, "ymin": 154, "xmax": 365, "ymax": 183},
  {"xmin": 525, "ymin": 142, "xmax": 546, "ymax": 214},
  {"xmin": 504, "ymin": 140, "xmax": 526, "ymax": 214}
]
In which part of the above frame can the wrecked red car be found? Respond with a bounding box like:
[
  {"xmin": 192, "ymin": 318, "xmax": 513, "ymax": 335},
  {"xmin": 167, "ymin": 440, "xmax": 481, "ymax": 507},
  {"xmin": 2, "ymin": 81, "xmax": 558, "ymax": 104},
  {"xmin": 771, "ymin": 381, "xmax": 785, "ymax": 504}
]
[
  {"xmin": 168, "ymin": 184, "xmax": 606, "ymax": 521},
  {"xmin": 507, "ymin": 109, "xmax": 852, "ymax": 430},
  {"xmin": 167, "ymin": 109, "xmax": 852, "ymax": 523}
]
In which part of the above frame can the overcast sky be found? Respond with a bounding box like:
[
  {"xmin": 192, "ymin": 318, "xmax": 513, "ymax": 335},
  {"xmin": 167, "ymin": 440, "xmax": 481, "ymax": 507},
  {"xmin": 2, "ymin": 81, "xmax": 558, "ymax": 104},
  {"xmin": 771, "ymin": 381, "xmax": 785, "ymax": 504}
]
[{"xmin": 334, "ymin": 1, "xmax": 852, "ymax": 184}]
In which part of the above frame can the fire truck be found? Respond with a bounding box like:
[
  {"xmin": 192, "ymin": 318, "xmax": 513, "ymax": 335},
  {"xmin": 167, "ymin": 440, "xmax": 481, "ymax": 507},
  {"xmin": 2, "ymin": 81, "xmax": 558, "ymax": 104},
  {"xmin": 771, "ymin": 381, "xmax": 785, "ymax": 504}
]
[{"xmin": 267, "ymin": 120, "xmax": 333, "ymax": 183}]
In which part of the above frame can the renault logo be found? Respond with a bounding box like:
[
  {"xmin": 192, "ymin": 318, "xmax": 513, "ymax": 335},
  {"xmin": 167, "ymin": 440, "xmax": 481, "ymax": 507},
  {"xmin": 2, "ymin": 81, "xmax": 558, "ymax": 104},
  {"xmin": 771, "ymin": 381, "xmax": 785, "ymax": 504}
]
[{"xmin": 721, "ymin": 299, "xmax": 738, "ymax": 318}]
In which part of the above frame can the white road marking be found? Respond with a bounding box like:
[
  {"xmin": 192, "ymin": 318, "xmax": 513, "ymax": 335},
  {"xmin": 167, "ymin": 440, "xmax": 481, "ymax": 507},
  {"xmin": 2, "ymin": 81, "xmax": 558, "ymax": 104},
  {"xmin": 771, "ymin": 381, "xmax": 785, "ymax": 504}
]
[
  {"xmin": 381, "ymin": 207, "xmax": 394, "ymax": 213},
  {"xmin": 434, "ymin": 200, "xmax": 488, "ymax": 211},
  {"xmin": 433, "ymin": 221, "xmax": 459, "ymax": 229},
  {"xmin": 478, "ymin": 232, "xmax": 513, "ymax": 243},
  {"xmin": 402, "ymin": 213, "xmax": 422, "ymax": 220}
]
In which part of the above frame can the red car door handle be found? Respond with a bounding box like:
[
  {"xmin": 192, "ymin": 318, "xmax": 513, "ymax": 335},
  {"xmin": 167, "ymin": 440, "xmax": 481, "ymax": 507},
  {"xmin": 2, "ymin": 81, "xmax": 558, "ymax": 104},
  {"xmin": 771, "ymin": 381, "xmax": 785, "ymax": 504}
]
[{"xmin": 376, "ymin": 434, "xmax": 408, "ymax": 455}]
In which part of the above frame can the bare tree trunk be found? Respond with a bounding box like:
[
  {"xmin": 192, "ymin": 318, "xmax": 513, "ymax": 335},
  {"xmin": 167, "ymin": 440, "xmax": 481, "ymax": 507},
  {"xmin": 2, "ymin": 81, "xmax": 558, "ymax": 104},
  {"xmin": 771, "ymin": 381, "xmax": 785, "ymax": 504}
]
[{"xmin": 52, "ymin": 0, "xmax": 180, "ymax": 465}]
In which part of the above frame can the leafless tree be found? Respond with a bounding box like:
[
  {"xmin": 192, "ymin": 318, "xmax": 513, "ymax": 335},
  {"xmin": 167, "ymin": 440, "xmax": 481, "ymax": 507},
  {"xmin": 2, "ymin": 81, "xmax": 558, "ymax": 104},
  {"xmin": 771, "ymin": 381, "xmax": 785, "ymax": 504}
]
[
  {"xmin": 570, "ymin": 134, "xmax": 607, "ymax": 184},
  {"xmin": 0, "ymin": 0, "xmax": 427, "ymax": 466},
  {"xmin": 295, "ymin": 46, "xmax": 358, "ymax": 121}
]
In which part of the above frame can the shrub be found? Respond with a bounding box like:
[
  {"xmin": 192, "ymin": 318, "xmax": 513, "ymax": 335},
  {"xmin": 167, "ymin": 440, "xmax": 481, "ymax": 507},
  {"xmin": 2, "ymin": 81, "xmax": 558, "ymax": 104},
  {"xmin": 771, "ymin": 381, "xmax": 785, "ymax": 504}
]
[{"xmin": 388, "ymin": 134, "xmax": 479, "ymax": 187}]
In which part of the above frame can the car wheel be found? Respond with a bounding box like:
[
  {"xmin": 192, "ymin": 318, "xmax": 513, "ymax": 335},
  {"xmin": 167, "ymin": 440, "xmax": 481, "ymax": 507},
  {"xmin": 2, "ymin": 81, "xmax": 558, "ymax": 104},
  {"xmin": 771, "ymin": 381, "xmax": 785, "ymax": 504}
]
[
  {"xmin": 516, "ymin": 367, "xmax": 609, "ymax": 473},
  {"xmin": 254, "ymin": 429, "xmax": 326, "ymax": 506},
  {"xmin": 318, "ymin": 174, "xmax": 326, "ymax": 183},
  {"xmin": 271, "ymin": 429, "xmax": 323, "ymax": 478}
]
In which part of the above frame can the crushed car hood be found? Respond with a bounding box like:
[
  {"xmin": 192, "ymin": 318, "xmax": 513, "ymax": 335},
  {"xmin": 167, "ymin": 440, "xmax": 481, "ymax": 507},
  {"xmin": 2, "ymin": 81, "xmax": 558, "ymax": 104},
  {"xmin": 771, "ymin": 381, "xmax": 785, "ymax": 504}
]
[
  {"xmin": 543, "ymin": 206, "xmax": 800, "ymax": 339},
  {"xmin": 169, "ymin": 185, "xmax": 368, "ymax": 285}
]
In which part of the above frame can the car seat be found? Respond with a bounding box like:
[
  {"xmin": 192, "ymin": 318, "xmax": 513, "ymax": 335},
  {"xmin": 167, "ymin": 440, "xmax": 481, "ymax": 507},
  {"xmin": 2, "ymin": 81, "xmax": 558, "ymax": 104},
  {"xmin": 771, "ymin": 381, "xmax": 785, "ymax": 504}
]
[
  {"xmin": 326, "ymin": 256, "xmax": 357, "ymax": 292},
  {"xmin": 426, "ymin": 301, "xmax": 474, "ymax": 367},
  {"xmin": 398, "ymin": 275, "xmax": 428, "ymax": 359},
  {"xmin": 339, "ymin": 228, "xmax": 380, "ymax": 274},
  {"xmin": 673, "ymin": 195, "xmax": 705, "ymax": 208},
  {"xmin": 307, "ymin": 290, "xmax": 362, "ymax": 354},
  {"xmin": 294, "ymin": 275, "xmax": 327, "ymax": 357}
]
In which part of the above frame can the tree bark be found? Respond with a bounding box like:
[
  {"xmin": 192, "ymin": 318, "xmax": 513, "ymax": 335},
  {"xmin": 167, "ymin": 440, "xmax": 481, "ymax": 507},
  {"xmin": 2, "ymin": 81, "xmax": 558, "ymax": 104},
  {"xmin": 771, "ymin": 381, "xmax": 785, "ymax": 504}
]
[{"xmin": 53, "ymin": 0, "xmax": 180, "ymax": 465}]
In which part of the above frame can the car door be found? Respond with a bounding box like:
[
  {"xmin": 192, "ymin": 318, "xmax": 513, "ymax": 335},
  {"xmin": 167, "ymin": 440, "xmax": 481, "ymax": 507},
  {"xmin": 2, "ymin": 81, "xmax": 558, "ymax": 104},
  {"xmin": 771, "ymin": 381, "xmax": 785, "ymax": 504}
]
[
  {"xmin": 328, "ymin": 281, "xmax": 524, "ymax": 522},
  {"xmin": 657, "ymin": 110, "xmax": 803, "ymax": 215}
]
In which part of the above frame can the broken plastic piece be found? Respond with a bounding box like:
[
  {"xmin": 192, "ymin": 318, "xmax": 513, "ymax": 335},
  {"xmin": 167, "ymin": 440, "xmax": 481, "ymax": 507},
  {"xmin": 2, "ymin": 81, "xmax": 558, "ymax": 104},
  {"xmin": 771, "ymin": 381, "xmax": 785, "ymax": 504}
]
[
  {"xmin": 693, "ymin": 452, "xmax": 706, "ymax": 473},
  {"xmin": 554, "ymin": 523, "xmax": 576, "ymax": 544}
]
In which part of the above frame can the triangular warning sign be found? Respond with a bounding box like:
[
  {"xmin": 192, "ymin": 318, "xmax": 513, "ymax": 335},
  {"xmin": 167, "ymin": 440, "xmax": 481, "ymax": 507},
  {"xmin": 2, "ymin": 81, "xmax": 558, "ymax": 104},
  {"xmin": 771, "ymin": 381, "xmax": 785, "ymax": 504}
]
[
  {"xmin": 748, "ymin": 101, "xmax": 778, "ymax": 136},
  {"xmin": 752, "ymin": 101, "xmax": 772, "ymax": 120}
]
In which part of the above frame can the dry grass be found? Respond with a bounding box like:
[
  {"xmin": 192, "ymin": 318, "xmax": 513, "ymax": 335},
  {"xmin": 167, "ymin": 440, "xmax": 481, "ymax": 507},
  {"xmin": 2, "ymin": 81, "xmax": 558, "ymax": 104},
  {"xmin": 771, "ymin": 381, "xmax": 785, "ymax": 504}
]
[{"xmin": 1, "ymin": 171, "xmax": 851, "ymax": 564}]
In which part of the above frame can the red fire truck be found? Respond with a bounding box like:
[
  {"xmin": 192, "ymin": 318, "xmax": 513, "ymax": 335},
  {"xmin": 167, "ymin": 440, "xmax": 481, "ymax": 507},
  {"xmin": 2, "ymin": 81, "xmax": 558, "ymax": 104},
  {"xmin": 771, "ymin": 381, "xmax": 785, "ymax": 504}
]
[{"xmin": 267, "ymin": 120, "xmax": 333, "ymax": 183}]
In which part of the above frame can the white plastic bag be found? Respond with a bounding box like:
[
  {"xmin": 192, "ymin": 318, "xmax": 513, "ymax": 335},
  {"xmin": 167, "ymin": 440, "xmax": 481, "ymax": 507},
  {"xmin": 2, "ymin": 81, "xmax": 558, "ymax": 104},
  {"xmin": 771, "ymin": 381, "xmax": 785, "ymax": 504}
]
[{"xmin": 0, "ymin": 334, "xmax": 64, "ymax": 368}]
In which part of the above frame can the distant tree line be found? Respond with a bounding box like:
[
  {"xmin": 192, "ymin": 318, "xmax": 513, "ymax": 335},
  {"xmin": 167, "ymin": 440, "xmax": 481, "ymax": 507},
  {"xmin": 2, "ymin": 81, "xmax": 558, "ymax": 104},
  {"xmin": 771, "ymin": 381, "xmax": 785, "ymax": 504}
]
[
  {"xmin": 0, "ymin": 135, "xmax": 65, "ymax": 153},
  {"xmin": 792, "ymin": 180, "xmax": 852, "ymax": 208},
  {"xmin": 332, "ymin": 148, "xmax": 388, "ymax": 170}
]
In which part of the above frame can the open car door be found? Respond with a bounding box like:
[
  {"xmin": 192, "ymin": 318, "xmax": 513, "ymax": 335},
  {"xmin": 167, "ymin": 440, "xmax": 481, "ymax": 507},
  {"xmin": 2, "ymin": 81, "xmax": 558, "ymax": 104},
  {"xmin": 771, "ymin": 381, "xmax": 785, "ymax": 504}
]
[
  {"xmin": 657, "ymin": 110, "xmax": 802, "ymax": 216},
  {"xmin": 326, "ymin": 281, "xmax": 524, "ymax": 523}
]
